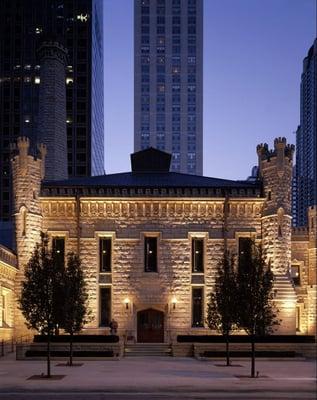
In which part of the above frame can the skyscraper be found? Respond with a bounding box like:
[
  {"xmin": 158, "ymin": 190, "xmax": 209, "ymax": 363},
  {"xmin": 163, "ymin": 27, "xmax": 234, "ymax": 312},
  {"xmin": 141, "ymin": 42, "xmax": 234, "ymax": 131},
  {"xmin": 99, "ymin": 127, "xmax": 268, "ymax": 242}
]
[
  {"xmin": 294, "ymin": 39, "xmax": 317, "ymax": 226},
  {"xmin": 134, "ymin": 0, "xmax": 203, "ymax": 175},
  {"xmin": 0, "ymin": 0, "xmax": 104, "ymax": 222}
]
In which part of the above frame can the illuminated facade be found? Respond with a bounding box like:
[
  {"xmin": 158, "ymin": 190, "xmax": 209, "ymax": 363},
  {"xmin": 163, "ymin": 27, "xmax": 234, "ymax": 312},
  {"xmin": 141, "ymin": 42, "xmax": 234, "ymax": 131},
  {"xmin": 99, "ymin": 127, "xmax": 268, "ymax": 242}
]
[
  {"xmin": 9, "ymin": 137, "xmax": 317, "ymax": 341},
  {"xmin": 0, "ymin": 245, "xmax": 17, "ymax": 341}
]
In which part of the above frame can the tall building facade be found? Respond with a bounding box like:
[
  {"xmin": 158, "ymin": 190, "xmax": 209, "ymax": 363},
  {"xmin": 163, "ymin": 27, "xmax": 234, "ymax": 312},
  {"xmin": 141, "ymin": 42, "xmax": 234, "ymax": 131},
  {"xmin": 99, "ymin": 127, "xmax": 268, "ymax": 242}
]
[
  {"xmin": 294, "ymin": 39, "xmax": 317, "ymax": 226},
  {"xmin": 134, "ymin": 0, "xmax": 203, "ymax": 175},
  {"xmin": 0, "ymin": 0, "xmax": 104, "ymax": 222}
]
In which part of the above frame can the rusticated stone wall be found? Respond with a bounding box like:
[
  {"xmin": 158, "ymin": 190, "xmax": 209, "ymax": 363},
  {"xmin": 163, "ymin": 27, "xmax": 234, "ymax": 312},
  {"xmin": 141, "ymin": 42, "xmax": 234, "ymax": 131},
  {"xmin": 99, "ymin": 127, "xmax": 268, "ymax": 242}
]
[
  {"xmin": 0, "ymin": 245, "xmax": 17, "ymax": 341},
  {"xmin": 258, "ymin": 138, "xmax": 297, "ymax": 334},
  {"xmin": 11, "ymin": 137, "xmax": 45, "ymax": 337},
  {"xmin": 291, "ymin": 206, "xmax": 317, "ymax": 335},
  {"xmin": 39, "ymin": 197, "xmax": 264, "ymax": 340}
]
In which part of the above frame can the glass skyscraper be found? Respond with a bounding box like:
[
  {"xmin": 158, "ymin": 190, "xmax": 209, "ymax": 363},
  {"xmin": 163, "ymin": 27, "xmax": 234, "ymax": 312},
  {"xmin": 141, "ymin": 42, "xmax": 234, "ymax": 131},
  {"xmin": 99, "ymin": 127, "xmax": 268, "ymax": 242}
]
[
  {"xmin": 134, "ymin": 0, "xmax": 203, "ymax": 175},
  {"xmin": 294, "ymin": 39, "xmax": 317, "ymax": 226},
  {"xmin": 0, "ymin": 0, "xmax": 104, "ymax": 222}
]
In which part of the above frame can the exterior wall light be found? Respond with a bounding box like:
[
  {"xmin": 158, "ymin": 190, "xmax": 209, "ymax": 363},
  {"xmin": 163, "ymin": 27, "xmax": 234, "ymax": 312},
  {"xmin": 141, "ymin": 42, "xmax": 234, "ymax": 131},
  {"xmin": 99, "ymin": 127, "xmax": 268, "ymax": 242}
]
[
  {"xmin": 171, "ymin": 297, "xmax": 177, "ymax": 310},
  {"xmin": 124, "ymin": 298, "xmax": 130, "ymax": 310}
]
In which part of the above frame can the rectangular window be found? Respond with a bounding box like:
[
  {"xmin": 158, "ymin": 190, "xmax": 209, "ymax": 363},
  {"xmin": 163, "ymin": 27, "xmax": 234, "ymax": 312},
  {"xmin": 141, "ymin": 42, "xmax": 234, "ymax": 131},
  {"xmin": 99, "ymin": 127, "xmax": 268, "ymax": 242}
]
[
  {"xmin": 99, "ymin": 287, "xmax": 111, "ymax": 327},
  {"xmin": 238, "ymin": 237, "xmax": 252, "ymax": 268},
  {"xmin": 192, "ymin": 238, "xmax": 204, "ymax": 273},
  {"xmin": 52, "ymin": 237, "xmax": 65, "ymax": 268},
  {"xmin": 192, "ymin": 287, "xmax": 204, "ymax": 327},
  {"xmin": 100, "ymin": 238, "xmax": 112, "ymax": 272},
  {"xmin": 296, "ymin": 306, "xmax": 300, "ymax": 331},
  {"xmin": 144, "ymin": 237, "xmax": 157, "ymax": 272},
  {"xmin": 291, "ymin": 265, "xmax": 300, "ymax": 286}
]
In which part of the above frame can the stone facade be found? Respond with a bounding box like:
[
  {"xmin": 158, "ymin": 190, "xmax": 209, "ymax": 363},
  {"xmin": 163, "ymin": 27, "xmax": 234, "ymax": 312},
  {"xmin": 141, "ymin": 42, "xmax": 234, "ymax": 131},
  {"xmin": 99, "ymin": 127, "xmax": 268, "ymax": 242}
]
[
  {"xmin": 10, "ymin": 137, "xmax": 317, "ymax": 341},
  {"xmin": 0, "ymin": 244, "xmax": 17, "ymax": 341},
  {"xmin": 291, "ymin": 206, "xmax": 317, "ymax": 335}
]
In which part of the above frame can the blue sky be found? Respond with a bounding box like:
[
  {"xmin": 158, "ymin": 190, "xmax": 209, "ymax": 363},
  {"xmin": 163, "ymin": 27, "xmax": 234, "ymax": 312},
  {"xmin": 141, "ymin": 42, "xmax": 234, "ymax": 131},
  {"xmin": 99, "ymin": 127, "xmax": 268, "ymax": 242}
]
[{"xmin": 104, "ymin": 0, "xmax": 315, "ymax": 179}]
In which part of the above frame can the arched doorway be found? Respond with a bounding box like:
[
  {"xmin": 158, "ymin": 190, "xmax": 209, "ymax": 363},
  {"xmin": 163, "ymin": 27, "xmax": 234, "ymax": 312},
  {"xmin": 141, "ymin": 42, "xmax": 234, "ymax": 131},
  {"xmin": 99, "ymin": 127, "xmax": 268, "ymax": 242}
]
[{"xmin": 137, "ymin": 308, "xmax": 164, "ymax": 343}]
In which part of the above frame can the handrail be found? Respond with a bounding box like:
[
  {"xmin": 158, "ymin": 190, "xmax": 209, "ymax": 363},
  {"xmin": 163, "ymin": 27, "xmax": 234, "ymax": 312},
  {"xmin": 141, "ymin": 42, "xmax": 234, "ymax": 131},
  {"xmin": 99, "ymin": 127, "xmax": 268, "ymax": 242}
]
[
  {"xmin": 0, "ymin": 334, "xmax": 33, "ymax": 357},
  {"xmin": 0, "ymin": 338, "xmax": 14, "ymax": 356}
]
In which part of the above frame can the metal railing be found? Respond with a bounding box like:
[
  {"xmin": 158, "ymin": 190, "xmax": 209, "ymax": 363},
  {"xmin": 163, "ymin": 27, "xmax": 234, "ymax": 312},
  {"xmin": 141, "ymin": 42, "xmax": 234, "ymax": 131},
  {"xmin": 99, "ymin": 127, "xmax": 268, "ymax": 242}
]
[{"xmin": 0, "ymin": 334, "xmax": 32, "ymax": 357}]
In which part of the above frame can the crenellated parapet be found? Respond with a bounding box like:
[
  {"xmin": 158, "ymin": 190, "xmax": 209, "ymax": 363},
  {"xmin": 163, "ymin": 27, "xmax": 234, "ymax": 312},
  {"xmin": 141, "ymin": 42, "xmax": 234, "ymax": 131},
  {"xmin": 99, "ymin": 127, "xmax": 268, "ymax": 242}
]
[{"xmin": 257, "ymin": 137, "xmax": 295, "ymax": 162}]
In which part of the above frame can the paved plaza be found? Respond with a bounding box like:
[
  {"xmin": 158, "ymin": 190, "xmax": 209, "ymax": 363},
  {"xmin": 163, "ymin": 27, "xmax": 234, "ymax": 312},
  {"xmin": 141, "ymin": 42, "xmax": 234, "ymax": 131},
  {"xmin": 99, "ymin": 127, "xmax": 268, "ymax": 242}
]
[{"xmin": 0, "ymin": 353, "xmax": 316, "ymax": 399}]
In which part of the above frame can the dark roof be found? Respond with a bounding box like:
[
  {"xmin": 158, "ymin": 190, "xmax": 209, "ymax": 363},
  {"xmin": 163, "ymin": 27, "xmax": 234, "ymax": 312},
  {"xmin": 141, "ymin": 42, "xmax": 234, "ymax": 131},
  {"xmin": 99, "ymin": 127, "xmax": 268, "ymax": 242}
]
[
  {"xmin": 43, "ymin": 171, "xmax": 260, "ymax": 188},
  {"xmin": 41, "ymin": 171, "xmax": 262, "ymax": 198}
]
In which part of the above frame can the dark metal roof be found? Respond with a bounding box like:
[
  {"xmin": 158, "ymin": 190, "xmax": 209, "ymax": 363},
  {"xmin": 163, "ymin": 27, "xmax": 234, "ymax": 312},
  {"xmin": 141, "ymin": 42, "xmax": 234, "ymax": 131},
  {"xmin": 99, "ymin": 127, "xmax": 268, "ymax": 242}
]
[
  {"xmin": 41, "ymin": 172, "xmax": 263, "ymax": 198},
  {"xmin": 43, "ymin": 171, "xmax": 261, "ymax": 188}
]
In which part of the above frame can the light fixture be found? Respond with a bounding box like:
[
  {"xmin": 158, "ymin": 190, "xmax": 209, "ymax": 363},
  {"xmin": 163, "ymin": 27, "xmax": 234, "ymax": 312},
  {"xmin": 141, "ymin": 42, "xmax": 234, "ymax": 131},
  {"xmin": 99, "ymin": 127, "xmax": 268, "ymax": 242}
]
[
  {"xmin": 34, "ymin": 77, "xmax": 40, "ymax": 84},
  {"xmin": 171, "ymin": 297, "xmax": 177, "ymax": 310},
  {"xmin": 124, "ymin": 298, "xmax": 130, "ymax": 310}
]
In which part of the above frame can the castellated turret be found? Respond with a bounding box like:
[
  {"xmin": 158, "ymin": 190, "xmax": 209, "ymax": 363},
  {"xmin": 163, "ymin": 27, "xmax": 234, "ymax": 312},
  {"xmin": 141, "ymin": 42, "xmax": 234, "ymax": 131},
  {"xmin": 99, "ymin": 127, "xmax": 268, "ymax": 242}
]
[
  {"xmin": 257, "ymin": 137, "xmax": 296, "ymax": 333},
  {"xmin": 37, "ymin": 38, "xmax": 68, "ymax": 180},
  {"xmin": 11, "ymin": 137, "xmax": 45, "ymax": 335}
]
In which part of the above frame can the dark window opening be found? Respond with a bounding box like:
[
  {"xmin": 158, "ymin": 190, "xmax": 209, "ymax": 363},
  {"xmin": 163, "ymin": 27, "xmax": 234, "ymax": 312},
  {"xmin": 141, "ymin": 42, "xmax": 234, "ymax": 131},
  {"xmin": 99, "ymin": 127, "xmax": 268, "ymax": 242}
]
[
  {"xmin": 100, "ymin": 287, "xmax": 111, "ymax": 327},
  {"xmin": 291, "ymin": 265, "xmax": 300, "ymax": 286},
  {"xmin": 144, "ymin": 237, "xmax": 157, "ymax": 272},
  {"xmin": 100, "ymin": 238, "xmax": 112, "ymax": 272},
  {"xmin": 192, "ymin": 238, "xmax": 204, "ymax": 272},
  {"xmin": 192, "ymin": 287, "xmax": 203, "ymax": 327},
  {"xmin": 52, "ymin": 237, "xmax": 65, "ymax": 268},
  {"xmin": 238, "ymin": 237, "xmax": 252, "ymax": 267}
]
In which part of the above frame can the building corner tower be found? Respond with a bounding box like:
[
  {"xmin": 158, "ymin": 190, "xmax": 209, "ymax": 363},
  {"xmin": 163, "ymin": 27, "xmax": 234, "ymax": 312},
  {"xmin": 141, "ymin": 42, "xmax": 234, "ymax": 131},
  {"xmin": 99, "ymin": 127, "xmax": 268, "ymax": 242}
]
[{"xmin": 257, "ymin": 138, "xmax": 297, "ymax": 334}]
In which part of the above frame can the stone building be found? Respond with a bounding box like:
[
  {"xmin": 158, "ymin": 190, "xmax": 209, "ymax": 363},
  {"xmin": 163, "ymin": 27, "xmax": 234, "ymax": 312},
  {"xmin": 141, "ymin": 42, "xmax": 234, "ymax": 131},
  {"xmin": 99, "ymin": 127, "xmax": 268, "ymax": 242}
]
[
  {"xmin": 0, "ymin": 244, "xmax": 17, "ymax": 341},
  {"xmin": 10, "ymin": 137, "xmax": 317, "ymax": 341}
]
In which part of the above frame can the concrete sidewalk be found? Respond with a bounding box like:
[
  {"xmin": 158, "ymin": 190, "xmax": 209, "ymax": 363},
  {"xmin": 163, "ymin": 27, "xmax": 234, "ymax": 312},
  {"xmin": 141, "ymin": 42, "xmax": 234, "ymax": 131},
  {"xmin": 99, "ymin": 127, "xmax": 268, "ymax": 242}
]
[{"xmin": 0, "ymin": 353, "xmax": 316, "ymax": 397}]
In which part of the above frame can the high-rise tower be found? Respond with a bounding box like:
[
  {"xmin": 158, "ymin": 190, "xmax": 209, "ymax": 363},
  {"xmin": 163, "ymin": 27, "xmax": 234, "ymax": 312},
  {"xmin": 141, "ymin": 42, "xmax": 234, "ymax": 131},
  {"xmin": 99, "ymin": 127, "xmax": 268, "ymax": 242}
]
[
  {"xmin": 294, "ymin": 39, "xmax": 317, "ymax": 226},
  {"xmin": 0, "ymin": 0, "xmax": 104, "ymax": 224},
  {"xmin": 134, "ymin": 0, "xmax": 203, "ymax": 175},
  {"xmin": 37, "ymin": 38, "xmax": 68, "ymax": 180}
]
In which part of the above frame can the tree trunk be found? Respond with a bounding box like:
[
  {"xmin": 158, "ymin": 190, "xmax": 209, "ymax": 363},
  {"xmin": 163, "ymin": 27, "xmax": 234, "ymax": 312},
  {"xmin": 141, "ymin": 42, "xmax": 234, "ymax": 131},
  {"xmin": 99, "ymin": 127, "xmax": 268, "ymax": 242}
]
[
  {"xmin": 47, "ymin": 332, "xmax": 51, "ymax": 378},
  {"xmin": 251, "ymin": 336, "xmax": 255, "ymax": 378},
  {"xmin": 69, "ymin": 332, "xmax": 73, "ymax": 366},
  {"xmin": 225, "ymin": 333, "xmax": 230, "ymax": 366}
]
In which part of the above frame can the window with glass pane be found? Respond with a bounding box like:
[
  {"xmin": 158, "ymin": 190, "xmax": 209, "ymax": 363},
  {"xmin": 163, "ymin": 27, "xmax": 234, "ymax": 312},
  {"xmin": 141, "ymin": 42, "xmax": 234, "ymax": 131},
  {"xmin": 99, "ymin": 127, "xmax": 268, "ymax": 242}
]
[
  {"xmin": 192, "ymin": 287, "xmax": 203, "ymax": 327},
  {"xmin": 100, "ymin": 287, "xmax": 111, "ymax": 327},
  {"xmin": 100, "ymin": 238, "xmax": 111, "ymax": 272},
  {"xmin": 291, "ymin": 265, "xmax": 300, "ymax": 286},
  {"xmin": 144, "ymin": 237, "xmax": 157, "ymax": 272},
  {"xmin": 52, "ymin": 237, "xmax": 65, "ymax": 268},
  {"xmin": 192, "ymin": 238, "xmax": 203, "ymax": 272}
]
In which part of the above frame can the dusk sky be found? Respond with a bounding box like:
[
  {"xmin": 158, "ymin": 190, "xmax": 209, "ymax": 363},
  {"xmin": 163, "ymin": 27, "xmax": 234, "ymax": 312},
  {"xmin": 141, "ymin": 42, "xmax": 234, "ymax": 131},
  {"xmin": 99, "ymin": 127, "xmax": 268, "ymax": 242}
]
[{"xmin": 104, "ymin": 0, "xmax": 315, "ymax": 180}]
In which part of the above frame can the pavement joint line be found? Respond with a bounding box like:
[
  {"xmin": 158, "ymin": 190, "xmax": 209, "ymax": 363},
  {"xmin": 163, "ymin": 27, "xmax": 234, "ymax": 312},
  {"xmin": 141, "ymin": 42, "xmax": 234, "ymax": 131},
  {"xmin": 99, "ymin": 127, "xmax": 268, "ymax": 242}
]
[{"xmin": 0, "ymin": 389, "xmax": 316, "ymax": 394}]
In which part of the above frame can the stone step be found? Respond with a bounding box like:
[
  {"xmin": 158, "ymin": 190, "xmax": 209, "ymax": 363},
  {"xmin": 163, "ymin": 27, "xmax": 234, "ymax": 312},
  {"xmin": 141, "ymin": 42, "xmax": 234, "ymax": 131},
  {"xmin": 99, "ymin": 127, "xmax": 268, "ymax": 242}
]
[{"xmin": 124, "ymin": 343, "xmax": 172, "ymax": 357}]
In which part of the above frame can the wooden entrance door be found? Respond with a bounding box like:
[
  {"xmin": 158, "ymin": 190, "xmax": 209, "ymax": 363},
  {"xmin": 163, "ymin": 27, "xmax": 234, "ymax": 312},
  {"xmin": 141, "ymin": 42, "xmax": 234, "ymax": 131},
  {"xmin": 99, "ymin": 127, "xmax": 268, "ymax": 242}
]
[{"xmin": 137, "ymin": 309, "xmax": 164, "ymax": 343}]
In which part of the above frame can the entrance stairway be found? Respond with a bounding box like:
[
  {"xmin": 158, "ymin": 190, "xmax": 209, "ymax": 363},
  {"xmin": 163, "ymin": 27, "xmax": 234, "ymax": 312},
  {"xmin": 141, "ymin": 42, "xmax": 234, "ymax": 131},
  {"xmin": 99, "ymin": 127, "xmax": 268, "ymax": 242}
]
[{"xmin": 124, "ymin": 343, "xmax": 172, "ymax": 357}]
